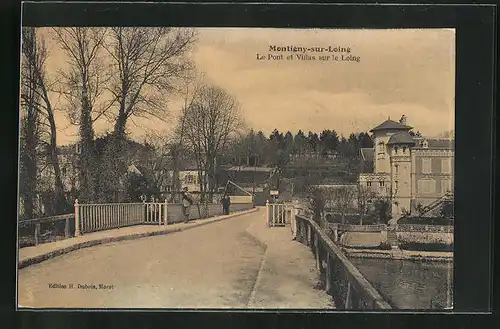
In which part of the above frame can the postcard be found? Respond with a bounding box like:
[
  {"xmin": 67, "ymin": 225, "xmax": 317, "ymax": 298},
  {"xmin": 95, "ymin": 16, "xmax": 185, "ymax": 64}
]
[{"xmin": 17, "ymin": 27, "xmax": 455, "ymax": 310}]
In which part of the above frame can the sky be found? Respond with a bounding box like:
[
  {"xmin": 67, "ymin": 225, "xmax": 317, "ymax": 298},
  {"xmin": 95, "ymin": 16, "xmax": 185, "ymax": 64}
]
[{"xmin": 34, "ymin": 28, "xmax": 455, "ymax": 145}]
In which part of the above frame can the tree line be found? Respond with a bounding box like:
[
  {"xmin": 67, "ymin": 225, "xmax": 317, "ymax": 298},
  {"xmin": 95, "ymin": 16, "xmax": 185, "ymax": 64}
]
[{"xmin": 227, "ymin": 128, "xmax": 375, "ymax": 168}]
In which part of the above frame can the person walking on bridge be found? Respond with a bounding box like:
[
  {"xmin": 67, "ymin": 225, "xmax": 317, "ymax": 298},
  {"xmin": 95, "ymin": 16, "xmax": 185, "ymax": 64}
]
[
  {"xmin": 181, "ymin": 187, "xmax": 193, "ymax": 224},
  {"xmin": 221, "ymin": 195, "xmax": 231, "ymax": 215}
]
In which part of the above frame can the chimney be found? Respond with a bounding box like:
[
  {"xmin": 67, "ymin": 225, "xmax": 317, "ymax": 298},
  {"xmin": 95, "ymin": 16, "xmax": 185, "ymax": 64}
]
[{"xmin": 399, "ymin": 115, "xmax": 407, "ymax": 125}]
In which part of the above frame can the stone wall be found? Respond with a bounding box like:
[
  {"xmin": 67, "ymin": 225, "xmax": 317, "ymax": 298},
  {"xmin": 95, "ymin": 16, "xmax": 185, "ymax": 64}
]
[
  {"xmin": 397, "ymin": 231, "xmax": 453, "ymax": 245},
  {"xmin": 340, "ymin": 232, "xmax": 384, "ymax": 248},
  {"xmin": 335, "ymin": 224, "xmax": 453, "ymax": 248}
]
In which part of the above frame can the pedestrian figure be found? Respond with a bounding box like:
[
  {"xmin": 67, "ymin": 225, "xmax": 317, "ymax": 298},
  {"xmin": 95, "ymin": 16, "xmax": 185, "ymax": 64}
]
[
  {"xmin": 181, "ymin": 187, "xmax": 193, "ymax": 223},
  {"xmin": 225, "ymin": 195, "xmax": 231, "ymax": 215},
  {"xmin": 221, "ymin": 195, "xmax": 230, "ymax": 215}
]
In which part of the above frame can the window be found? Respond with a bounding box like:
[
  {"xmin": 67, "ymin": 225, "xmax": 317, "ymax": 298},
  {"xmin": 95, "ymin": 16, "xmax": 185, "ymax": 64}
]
[
  {"xmin": 186, "ymin": 175, "xmax": 194, "ymax": 184},
  {"xmin": 379, "ymin": 181, "xmax": 385, "ymax": 187},
  {"xmin": 418, "ymin": 179, "xmax": 436, "ymax": 194},
  {"xmin": 441, "ymin": 179, "xmax": 452, "ymax": 194},
  {"xmin": 422, "ymin": 140, "xmax": 429, "ymax": 148},
  {"xmin": 366, "ymin": 181, "xmax": 372, "ymax": 187},
  {"xmin": 378, "ymin": 142, "xmax": 385, "ymax": 153},
  {"xmin": 75, "ymin": 143, "xmax": 81, "ymax": 154},
  {"xmin": 395, "ymin": 181, "xmax": 399, "ymax": 190},
  {"xmin": 422, "ymin": 158, "xmax": 432, "ymax": 174},
  {"xmin": 394, "ymin": 146, "xmax": 398, "ymax": 154},
  {"xmin": 403, "ymin": 146, "xmax": 407, "ymax": 153},
  {"xmin": 395, "ymin": 164, "xmax": 399, "ymax": 173},
  {"xmin": 441, "ymin": 158, "xmax": 452, "ymax": 174},
  {"xmin": 62, "ymin": 167, "xmax": 67, "ymax": 175}
]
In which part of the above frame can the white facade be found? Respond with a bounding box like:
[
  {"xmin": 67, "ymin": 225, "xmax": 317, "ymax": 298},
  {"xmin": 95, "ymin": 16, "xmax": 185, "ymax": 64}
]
[{"xmin": 358, "ymin": 116, "xmax": 454, "ymax": 220}]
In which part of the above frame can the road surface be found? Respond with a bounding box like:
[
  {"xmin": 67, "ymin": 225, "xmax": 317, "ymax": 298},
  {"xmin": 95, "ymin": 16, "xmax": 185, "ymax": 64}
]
[{"xmin": 18, "ymin": 213, "xmax": 266, "ymax": 308}]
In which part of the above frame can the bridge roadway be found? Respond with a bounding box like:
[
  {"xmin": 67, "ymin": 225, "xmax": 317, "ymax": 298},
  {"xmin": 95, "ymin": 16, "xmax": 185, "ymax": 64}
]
[{"xmin": 18, "ymin": 208, "xmax": 332, "ymax": 309}]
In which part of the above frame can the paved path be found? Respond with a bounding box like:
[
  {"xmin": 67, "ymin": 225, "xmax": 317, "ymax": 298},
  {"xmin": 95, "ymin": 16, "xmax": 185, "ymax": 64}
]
[
  {"xmin": 18, "ymin": 208, "xmax": 332, "ymax": 309},
  {"xmin": 19, "ymin": 209, "xmax": 257, "ymax": 268},
  {"xmin": 246, "ymin": 211, "xmax": 334, "ymax": 309}
]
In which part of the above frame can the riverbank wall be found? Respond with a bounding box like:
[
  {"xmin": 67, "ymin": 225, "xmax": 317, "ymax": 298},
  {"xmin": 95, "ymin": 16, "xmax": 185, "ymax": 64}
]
[
  {"xmin": 342, "ymin": 247, "xmax": 453, "ymax": 262},
  {"xmin": 331, "ymin": 223, "xmax": 453, "ymax": 250}
]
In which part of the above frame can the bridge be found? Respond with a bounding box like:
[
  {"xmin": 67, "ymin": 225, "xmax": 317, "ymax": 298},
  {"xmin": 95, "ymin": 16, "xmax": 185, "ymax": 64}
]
[{"xmin": 18, "ymin": 201, "xmax": 391, "ymax": 310}]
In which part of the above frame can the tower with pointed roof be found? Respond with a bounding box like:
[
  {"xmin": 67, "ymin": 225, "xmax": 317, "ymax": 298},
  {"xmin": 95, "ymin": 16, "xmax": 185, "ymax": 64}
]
[
  {"xmin": 367, "ymin": 115, "xmax": 414, "ymax": 219},
  {"xmin": 387, "ymin": 129, "xmax": 415, "ymax": 217},
  {"xmin": 369, "ymin": 116, "xmax": 413, "ymax": 175}
]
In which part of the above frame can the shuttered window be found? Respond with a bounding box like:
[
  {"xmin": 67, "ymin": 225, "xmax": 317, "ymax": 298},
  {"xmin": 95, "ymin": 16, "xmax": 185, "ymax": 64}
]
[
  {"xmin": 418, "ymin": 179, "xmax": 436, "ymax": 194},
  {"xmin": 422, "ymin": 158, "xmax": 432, "ymax": 174},
  {"xmin": 441, "ymin": 158, "xmax": 452, "ymax": 174}
]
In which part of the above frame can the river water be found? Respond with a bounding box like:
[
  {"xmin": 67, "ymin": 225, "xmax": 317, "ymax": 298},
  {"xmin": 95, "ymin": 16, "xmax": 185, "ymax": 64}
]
[{"xmin": 349, "ymin": 258, "xmax": 453, "ymax": 310}]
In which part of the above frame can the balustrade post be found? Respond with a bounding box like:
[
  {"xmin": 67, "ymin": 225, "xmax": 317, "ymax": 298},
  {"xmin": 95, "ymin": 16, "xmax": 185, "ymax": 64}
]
[
  {"xmin": 315, "ymin": 234, "xmax": 320, "ymax": 270},
  {"xmin": 164, "ymin": 199, "xmax": 168, "ymax": 225},
  {"xmin": 332, "ymin": 224, "xmax": 338, "ymax": 243},
  {"xmin": 34, "ymin": 223, "xmax": 41, "ymax": 245},
  {"xmin": 64, "ymin": 217, "xmax": 70, "ymax": 238},
  {"xmin": 307, "ymin": 223, "xmax": 312, "ymax": 246},
  {"xmin": 291, "ymin": 206, "xmax": 297, "ymax": 240},
  {"xmin": 326, "ymin": 253, "xmax": 332, "ymax": 294},
  {"xmin": 345, "ymin": 281, "xmax": 352, "ymax": 309},
  {"xmin": 266, "ymin": 200, "xmax": 270, "ymax": 226},
  {"xmin": 74, "ymin": 199, "xmax": 81, "ymax": 236}
]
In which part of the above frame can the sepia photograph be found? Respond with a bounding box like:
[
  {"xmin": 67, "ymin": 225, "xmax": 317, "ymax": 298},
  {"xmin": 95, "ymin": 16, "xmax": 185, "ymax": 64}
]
[{"xmin": 17, "ymin": 27, "xmax": 455, "ymax": 310}]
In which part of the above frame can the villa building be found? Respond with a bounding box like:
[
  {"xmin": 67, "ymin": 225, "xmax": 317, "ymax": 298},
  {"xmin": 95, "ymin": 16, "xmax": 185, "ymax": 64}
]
[{"xmin": 358, "ymin": 115, "xmax": 454, "ymax": 218}]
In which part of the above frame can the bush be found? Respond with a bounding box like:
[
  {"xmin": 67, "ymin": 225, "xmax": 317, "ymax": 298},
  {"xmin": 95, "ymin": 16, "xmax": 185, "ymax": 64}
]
[
  {"xmin": 398, "ymin": 217, "xmax": 454, "ymax": 226},
  {"xmin": 378, "ymin": 242, "xmax": 392, "ymax": 250},
  {"xmin": 399, "ymin": 242, "xmax": 453, "ymax": 252}
]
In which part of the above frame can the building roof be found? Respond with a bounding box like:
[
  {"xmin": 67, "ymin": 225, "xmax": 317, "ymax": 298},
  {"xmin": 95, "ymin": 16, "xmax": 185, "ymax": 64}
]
[
  {"xmin": 387, "ymin": 132, "xmax": 416, "ymax": 145},
  {"xmin": 414, "ymin": 137, "xmax": 454, "ymax": 150},
  {"xmin": 369, "ymin": 119, "xmax": 413, "ymax": 132},
  {"xmin": 360, "ymin": 148, "xmax": 374, "ymax": 162},
  {"xmin": 227, "ymin": 166, "xmax": 273, "ymax": 172}
]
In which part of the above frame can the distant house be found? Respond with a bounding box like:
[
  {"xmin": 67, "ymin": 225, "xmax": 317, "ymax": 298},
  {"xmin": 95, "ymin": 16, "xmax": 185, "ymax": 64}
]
[{"xmin": 165, "ymin": 159, "xmax": 205, "ymax": 193}]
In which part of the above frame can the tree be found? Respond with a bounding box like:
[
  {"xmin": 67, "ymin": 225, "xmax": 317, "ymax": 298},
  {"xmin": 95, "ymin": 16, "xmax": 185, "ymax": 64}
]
[
  {"xmin": 167, "ymin": 72, "xmax": 204, "ymax": 196},
  {"xmin": 372, "ymin": 197, "xmax": 392, "ymax": 224},
  {"xmin": 51, "ymin": 27, "xmax": 110, "ymax": 202},
  {"xmin": 293, "ymin": 130, "xmax": 308, "ymax": 155},
  {"xmin": 182, "ymin": 84, "xmax": 243, "ymax": 201},
  {"xmin": 21, "ymin": 27, "xmax": 67, "ymax": 214},
  {"xmin": 330, "ymin": 186, "xmax": 358, "ymax": 224},
  {"xmin": 284, "ymin": 131, "xmax": 294, "ymax": 153},
  {"xmin": 104, "ymin": 27, "xmax": 197, "ymax": 139},
  {"xmin": 142, "ymin": 131, "xmax": 174, "ymax": 194},
  {"xmin": 99, "ymin": 28, "xmax": 196, "ymax": 201},
  {"xmin": 307, "ymin": 187, "xmax": 326, "ymax": 223},
  {"xmin": 319, "ymin": 129, "xmax": 339, "ymax": 155},
  {"xmin": 357, "ymin": 185, "xmax": 377, "ymax": 224},
  {"xmin": 20, "ymin": 27, "xmax": 42, "ymax": 219},
  {"xmin": 307, "ymin": 131, "xmax": 320, "ymax": 152},
  {"xmin": 124, "ymin": 172, "xmax": 149, "ymax": 202}
]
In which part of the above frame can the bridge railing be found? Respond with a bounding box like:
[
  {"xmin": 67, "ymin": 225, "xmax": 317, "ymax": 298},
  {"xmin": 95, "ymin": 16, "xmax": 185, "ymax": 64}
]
[
  {"xmin": 77, "ymin": 201, "xmax": 147, "ymax": 234},
  {"xmin": 20, "ymin": 199, "xmax": 255, "ymax": 246},
  {"xmin": 266, "ymin": 201, "xmax": 294, "ymax": 227},
  {"xmin": 19, "ymin": 213, "xmax": 75, "ymax": 246},
  {"xmin": 294, "ymin": 213, "xmax": 392, "ymax": 310}
]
